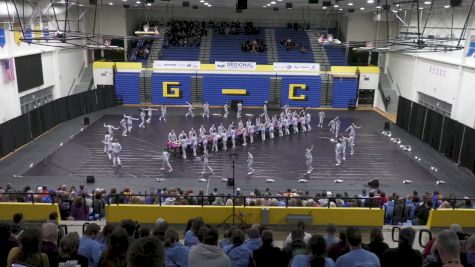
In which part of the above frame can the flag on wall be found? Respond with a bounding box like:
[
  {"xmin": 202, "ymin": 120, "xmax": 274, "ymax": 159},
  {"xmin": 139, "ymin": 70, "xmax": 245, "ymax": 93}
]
[
  {"xmin": 0, "ymin": 25, "xmax": 5, "ymax": 48},
  {"xmin": 1, "ymin": 58, "xmax": 15, "ymax": 82}
]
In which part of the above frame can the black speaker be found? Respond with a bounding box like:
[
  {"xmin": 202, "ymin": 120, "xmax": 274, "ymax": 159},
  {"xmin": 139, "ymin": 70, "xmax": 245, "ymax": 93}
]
[
  {"xmin": 323, "ymin": 1, "xmax": 332, "ymax": 6},
  {"xmin": 227, "ymin": 178, "xmax": 234, "ymax": 186},
  {"xmin": 182, "ymin": 1, "xmax": 189, "ymax": 7},
  {"xmin": 123, "ymin": 4, "xmax": 130, "ymax": 8},
  {"xmin": 348, "ymin": 8, "xmax": 354, "ymax": 12},
  {"xmin": 237, "ymin": 0, "xmax": 247, "ymax": 9},
  {"xmin": 286, "ymin": 2, "xmax": 293, "ymax": 9},
  {"xmin": 309, "ymin": 0, "xmax": 318, "ymax": 3},
  {"xmin": 450, "ymin": 0, "xmax": 462, "ymax": 6},
  {"xmin": 368, "ymin": 179, "xmax": 380, "ymax": 188},
  {"xmin": 89, "ymin": 0, "xmax": 96, "ymax": 4},
  {"xmin": 192, "ymin": 5, "xmax": 198, "ymax": 9},
  {"xmin": 273, "ymin": 7, "xmax": 279, "ymax": 11},
  {"xmin": 83, "ymin": 117, "xmax": 90, "ymax": 125},
  {"xmin": 384, "ymin": 122, "xmax": 390, "ymax": 130},
  {"xmin": 86, "ymin": 176, "xmax": 95, "ymax": 183},
  {"xmin": 382, "ymin": 4, "xmax": 390, "ymax": 10}
]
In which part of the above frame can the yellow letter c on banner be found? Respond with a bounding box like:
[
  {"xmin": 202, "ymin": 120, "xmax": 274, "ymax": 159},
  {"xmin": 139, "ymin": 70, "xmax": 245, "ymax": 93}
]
[
  {"xmin": 163, "ymin": 82, "xmax": 181, "ymax": 98},
  {"xmin": 288, "ymin": 84, "xmax": 307, "ymax": 101}
]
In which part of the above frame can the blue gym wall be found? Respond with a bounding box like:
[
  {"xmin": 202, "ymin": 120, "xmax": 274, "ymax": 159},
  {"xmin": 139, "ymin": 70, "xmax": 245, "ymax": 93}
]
[
  {"xmin": 115, "ymin": 72, "xmax": 140, "ymax": 104},
  {"xmin": 151, "ymin": 73, "xmax": 192, "ymax": 105},
  {"xmin": 280, "ymin": 75, "xmax": 322, "ymax": 108},
  {"xmin": 202, "ymin": 74, "xmax": 270, "ymax": 106},
  {"xmin": 332, "ymin": 78, "xmax": 358, "ymax": 108}
]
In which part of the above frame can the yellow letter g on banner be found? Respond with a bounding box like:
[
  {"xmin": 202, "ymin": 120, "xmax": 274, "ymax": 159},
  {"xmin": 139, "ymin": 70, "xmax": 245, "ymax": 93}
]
[
  {"xmin": 163, "ymin": 82, "xmax": 181, "ymax": 98},
  {"xmin": 288, "ymin": 84, "xmax": 307, "ymax": 101}
]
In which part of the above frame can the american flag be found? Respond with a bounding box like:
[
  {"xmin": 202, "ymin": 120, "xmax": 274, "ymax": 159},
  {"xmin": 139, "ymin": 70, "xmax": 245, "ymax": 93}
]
[{"xmin": 2, "ymin": 58, "xmax": 15, "ymax": 82}]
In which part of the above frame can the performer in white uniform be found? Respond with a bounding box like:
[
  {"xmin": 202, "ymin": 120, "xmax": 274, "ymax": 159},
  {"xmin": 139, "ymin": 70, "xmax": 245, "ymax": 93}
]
[
  {"xmin": 260, "ymin": 122, "xmax": 266, "ymax": 141},
  {"xmin": 142, "ymin": 107, "xmax": 158, "ymax": 124},
  {"xmin": 168, "ymin": 130, "xmax": 177, "ymax": 142},
  {"xmin": 237, "ymin": 102, "xmax": 243, "ymax": 118},
  {"xmin": 119, "ymin": 118, "xmax": 128, "ymax": 137},
  {"xmin": 335, "ymin": 140, "xmax": 343, "ymax": 166},
  {"xmin": 345, "ymin": 122, "xmax": 362, "ymax": 143},
  {"xmin": 159, "ymin": 106, "xmax": 167, "ymax": 122},
  {"xmin": 318, "ymin": 111, "xmax": 325, "ymax": 128},
  {"xmin": 199, "ymin": 125, "xmax": 206, "ymax": 138},
  {"xmin": 339, "ymin": 135, "xmax": 350, "ymax": 161},
  {"xmin": 124, "ymin": 115, "xmax": 139, "ymax": 133},
  {"xmin": 223, "ymin": 103, "xmax": 229, "ymax": 118},
  {"xmin": 306, "ymin": 112, "xmax": 312, "ymax": 131},
  {"xmin": 247, "ymin": 152, "xmax": 255, "ymax": 175},
  {"xmin": 104, "ymin": 123, "xmax": 119, "ymax": 137},
  {"xmin": 212, "ymin": 133, "xmax": 219, "ymax": 152},
  {"xmin": 161, "ymin": 149, "xmax": 173, "ymax": 172},
  {"xmin": 201, "ymin": 150, "xmax": 213, "ymax": 174},
  {"xmin": 334, "ymin": 118, "xmax": 341, "ymax": 138},
  {"xmin": 261, "ymin": 101, "xmax": 268, "ymax": 118},
  {"xmin": 185, "ymin": 102, "xmax": 194, "ymax": 118},
  {"xmin": 249, "ymin": 124, "xmax": 255, "ymax": 144},
  {"xmin": 111, "ymin": 140, "xmax": 122, "ymax": 167},
  {"xmin": 278, "ymin": 119, "xmax": 284, "ymax": 137},
  {"xmin": 305, "ymin": 145, "xmax": 314, "ymax": 174},
  {"xmin": 268, "ymin": 121, "xmax": 275, "ymax": 139},
  {"xmin": 179, "ymin": 131, "xmax": 188, "ymax": 159},
  {"xmin": 242, "ymin": 126, "xmax": 247, "ymax": 146},
  {"xmin": 102, "ymin": 133, "xmax": 113, "ymax": 160},
  {"xmin": 202, "ymin": 102, "xmax": 210, "ymax": 118},
  {"xmin": 139, "ymin": 110, "xmax": 146, "ymax": 129},
  {"xmin": 190, "ymin": 129, "xmax": 198, "ymax": 157}
]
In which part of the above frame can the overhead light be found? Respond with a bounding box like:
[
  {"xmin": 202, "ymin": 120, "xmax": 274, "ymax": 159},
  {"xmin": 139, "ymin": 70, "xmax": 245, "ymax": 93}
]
[
  {"xmin": 147, "ymin": 2, "xmax": 151, "ymax": 5},
  {"xmin": 208, "ymin": 4, "xmax": 212, "ymax": 6},
  {"xmin": 339, "ymin": 8, "xmax": 343, "ymax": 10},
  {"xmin": 360, "ymin": 7, "xmax": 365, "ymax": 10},
  {"xmin": 200, "ymin": 0, "xmax": 204, "ymax": 2},
  {"xmin": 392, "ymin": 9, "xmax": 397, "ymax": 12},
  {"xmin": 367, "ymin": 0, "xmax": 374, "ymax": 3},
  {"xmin": 278, "ymin": 0, "xmax": 283, "ymax": 1},
  {"xmin": 348, "ymin": 2, "xmax": 353, "ymax": 5},
  {"xmin": 398, "ymin": 8, "xmax": 402, "ymax": 10},
  {"xmin": 136, "ymin": 1, "xmax": 140, "ymax": 3},
  {"xmin": 266, "ymin": 3, "xmax": 271, "ymax": 6},
  {"xmin": 322, "ymin": 6, "xmax": 327, "ymax": 9},
  {"xmin": 419, "ymin": 7, "xmax": 423, "ymax": 9},
  {"xmin": 395, "ymin": 4, "xmax": 400, "ymax": 6},
  {"xmin": 424, "ymin": 1, "xmax": 431, "ymax": 4},
  {"xmin": 108, "ymin": 2, "xmax": 113, "ymax": 5},
  {"xmin": 444, "ymin": 5, "xmax": 450, "ymax": 7},
  {"xmin": 376, "ymin": 5, "xmax": 381, "ymax": 8},
  {"xmin": 334, "ymin": 4, "xmax": 339, "ymax": 7},
  {"xmin": 271, "ymin": 1, "xmax": 276, "ymax": 4},
  {"xmin": 262, "ymin": 5, "xmax": 266, "ymax": 7}
]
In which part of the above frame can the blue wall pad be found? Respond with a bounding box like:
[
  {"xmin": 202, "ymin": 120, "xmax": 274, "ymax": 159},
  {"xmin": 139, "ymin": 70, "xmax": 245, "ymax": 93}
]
[
  {"xmin": 280, "ymin": 75, "xmax": 322, "ymax": 108},
  {"xmin": 202, "ymin": 74, "xmax": 270, "ymax": 106},
  {"xmin": 332, "ymin": 78, "xmax": 358, "ymax": 108},
  {"xmin": 115, "ymin": 72, "xmax": 140, "ymax": 104},
  {"xmin": 151, "ymin": 74, "xmax": 192, "ymax": 105}
]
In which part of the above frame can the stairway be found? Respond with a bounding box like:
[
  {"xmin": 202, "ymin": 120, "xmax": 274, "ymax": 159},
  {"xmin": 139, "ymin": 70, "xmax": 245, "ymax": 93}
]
[
  {"xmin": 379, "ymin": 71, "xmax": 399, "ymax": 113},
  {"xmin": 199, "ymin": 30, "xmax": 212, "ymax": 63},
  {"xmin": 72, "ymin": 65, "xmax": 93, "ymax": 94},
  {"xmin": 146, "ymin": 27, "xmax": 167, "ymax": 67},
  {"xmin": 264, "ymin": 29, "xmax": 278, "ymax": 64},
  {"xmin": 191, "ymin": 75, "xmax": 203, "ymax": 104},
  {"xmin": 320, "ymin": 74, "xmax": 333, "ymax": 107},
  {"xmin": 139, "ymin": 70, "xmax": 152, "ymax": 103},
  {"xmin": 268, "ymin": 76, "xmax": 282, "ymax": 105},
  {"xmin": 306, "ymin": 31, "xmax": 331, "ymax": 71}
]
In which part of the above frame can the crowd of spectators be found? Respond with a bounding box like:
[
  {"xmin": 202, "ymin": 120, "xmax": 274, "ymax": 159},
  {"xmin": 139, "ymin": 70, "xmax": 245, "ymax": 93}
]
[
  {"xmin": 241, "ymin": 39, "xmax": 267, "ymax": 53},
  {"xmin": 128, "ymin": 39, "xmax": 152, "ymax": 62},
  {"xmin": 164, "ymin": 20, "xmax": 206, "ymax": 48},
  {"xmin": 280, "ymin": 38, "xmax": 307, "ymax": 53},
  {"xmin": 287, "ymin": 22, "xmax": 311, "ymax": 31},
  {"xmin": 1, "ymin": 214, "xmax": 473, "ymax": 267}
]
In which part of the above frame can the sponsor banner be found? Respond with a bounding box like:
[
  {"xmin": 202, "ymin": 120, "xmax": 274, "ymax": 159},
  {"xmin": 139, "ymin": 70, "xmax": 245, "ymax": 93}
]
[
  {"xmin": 153, "ymin": 60, "xmax": 200, "ymax": 70},
  {"xmin": 215, "ymin": 61, "xmax": 256, "ymax": 71},
  {"xmin": 273, "ymin": 62, "xmax": 320, "ymax": 72},
  {"xmin": 93, "ymin": 68, "xmax": 114, "ymax": 85}
]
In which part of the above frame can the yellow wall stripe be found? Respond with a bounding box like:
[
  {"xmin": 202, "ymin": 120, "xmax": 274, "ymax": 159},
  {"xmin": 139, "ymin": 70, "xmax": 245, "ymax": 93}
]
[{"xmin": 222, "ymin": 89, "xmax": 248, "ymax": 95}]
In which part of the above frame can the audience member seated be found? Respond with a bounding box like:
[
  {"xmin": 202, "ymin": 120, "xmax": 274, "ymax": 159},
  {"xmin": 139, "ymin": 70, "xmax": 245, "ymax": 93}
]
[
  {"xmin": 284, "ymin": 221, "xmax": 312, "ymax": 247},
  {"xmin": 282, "ymin": 228, "xmax": 308, "ymax": 265},
  {"xmin": 424, "ymin": 230, "xmax": 465, "ymax": 267},
  {"xmin": 188, "ymin": 226, "xmax": 231, "ymax": 267},
  {"xmin": 79, "ymin": 223, "xmax": 103, "ymax": 267},
  {"xmin": 466, "ymin": 235, "xmax": 475, "ymax": 267},
  {"xmin": 129, "ymin": 39, "xmax": 152, "ymax": 62},
  {"xmin": 253, "ymin": 230, "xmax": 284, "ymax": 267},
  {"xmin": 328, "ymin": 230, "xmax": 349, "ymax": 262},
  {"xmin": 324, "ymin": 224, "xmax": 339, "ymax": 250},
  {"xmin": 41, "ymin": 223, "xmax": 59, "ymax": 267},
  {"xmin": 7, "ymin": 228, "xmax": 49, "ymax": 267},
  {"xmin": 381, "ymin": 227, "xmax": 421, "ymax": 267},
  {"xmin": 220, "ymin": 227, "xmax": 235, "ymax": 249},
  {"xmin": 98, "ymin": 226, "xmax": 129, "ymax": 267},
  {"xmin": 222, "ymin": 229, "xmax": 252, "ymax": 267},
  {"xmin": 127, "ymin": 236, "xmax": 165, "ymax": 267},
  {"xmin": 57, "ymin": 232, "xmax": 88, "ymax": 267},
  {"xmin": 241, "ymin": 39, "xmax": 267, "ymax": 53},
  {"xmin": 165, "ymin": 20, "xmax": 205, "ymax": 47},
  {"xmin": 0, "ymin": 222, "xmax": 18, "ymax": 267},
  {"xmin": 185, "ymin": 217, "xmax": 205, "ymax": 247},
  {"xmin": 243, "ymin": 228, "xmax": 262, "ymax": 254},
  {"xmin": 164, "ymin": 228, "xmax": 190, "ymax": 267},
  {"xmin": 290, "ymin": 234, "xmax": 335, "ymax": 267},
  {"xmin": 335, "ymin": 226, "xmax": 380, "ymax": 267},
  {"xmin": 367, "ymin": 228, "xmax": 389, "ymax": 263}
]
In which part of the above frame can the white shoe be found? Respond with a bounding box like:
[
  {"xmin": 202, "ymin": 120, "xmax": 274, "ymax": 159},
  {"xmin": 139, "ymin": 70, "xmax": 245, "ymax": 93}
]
[
  {"xmin": 200, "ymin": 171, "xmax": 206, "ymax": 174},
  {"xmin": 266, "ymin": 178, "xmax": 275, "ymax": 183},
  {"xmin": 334, "ymin": 179, "xmax": 344, "ymax": 183},
  {"xmin": 350, "ymin": 152, "xmax": 354, "ymax": 155},
  {"xmin": 436, "ymin": 180, "xmax": 446, "ymax": 185},
  {"xmin": 168, "ymin": 169, "xmax": 173, "ymax": 173},
  {"xmin": 403, "ymin": 180, "xmax": 413, "ymax": 184},
  {"xmin": 199, "ymin": 178, "xmax": 207, "ymax": 182},
  {"xmin": 343, "ymin": 157, "xmax": 346, "ymax": 161},
  {"xmin": 298, "ymin": 179, "xmax": 308, "ymax": 183},
  {"xmin": 160, "ymin": 167, "xmax": 165, "ymax": 170}
]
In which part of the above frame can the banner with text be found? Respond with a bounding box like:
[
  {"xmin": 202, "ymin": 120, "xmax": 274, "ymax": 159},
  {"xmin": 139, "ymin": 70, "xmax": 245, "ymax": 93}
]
[
  {"xmin": 215, "ymin": 61, "xmax": 257, "ymax": 71},
  {"xmin": 273, "ymin": 62, "xmax": 320, "ymax": 72},
  {"xmin": 153, "ymin": 60, "xmax": 200, "ymax": 70}
]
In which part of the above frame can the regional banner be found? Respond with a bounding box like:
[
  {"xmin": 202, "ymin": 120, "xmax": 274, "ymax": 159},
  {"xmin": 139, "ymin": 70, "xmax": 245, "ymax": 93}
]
[
  {"xmin": 153, "ymin": 60, "xmax": 200, "ymax": 70},
  {"xmin": 215, "ymin": 61, "xmax": 257, "ymax": 71},
  {"xmin": 273, "ymin": 62, "xmax": 320, "ymax": 72}
]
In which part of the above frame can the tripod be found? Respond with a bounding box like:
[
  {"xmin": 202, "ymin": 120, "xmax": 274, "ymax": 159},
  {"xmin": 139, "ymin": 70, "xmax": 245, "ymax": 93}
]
[{"xmin": 218, "ymin": 151, "xmax": 246, "ymax": 227}]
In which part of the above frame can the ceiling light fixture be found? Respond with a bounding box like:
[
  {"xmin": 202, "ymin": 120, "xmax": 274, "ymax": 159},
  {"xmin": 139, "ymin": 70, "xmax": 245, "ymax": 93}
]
[
  {"xmin": 266, "ymin": 3, "xmax": 271, "ymax": 6},
  {"xmin": 136, "ymin": 1, "xmax": 140, "ymax": 3},
  {"xmin": 444, "ymin": 5, "xmax": 450, "ymax": 7},
  {"xmin": 108, "ymin": 2, "xmax": 113, "ymax": 5},
  {"xmin": 360, "ymin": 7, "xmax": 365, "ymax": 10},
  {"xmin": 334, "ymin": 4, "xmax": 339, "ymax": 7},
  {"xmin": 424, "ymin": 1, "xmax": 431, "ymax": 4},
  {"xmin": 419, "ymin": 7, "xmax": 423, "ymax": 9},
  {"xmin": 322, "ymin": 6, "xmax": 327, "ymax": 9},
  {"xmin": 367, "ymin": 0, "xmax": 374, "ymax": 3},
  {"xmin": 376, "ymin": 5, "xmax": 381, "ymax": 8},
  {"xmin": 147, "ymin": 3, "xmax": 151, "ymax": 6},
  {"xmin": 348, "ymin": 2, "xmax": 353, "ymax": 5},
  {"xmin": 271, "ymin": 1, "xmax": 276, "ymax": 4},
  {"xmin": 339, "ymin": 8, "xmax": 343, "ymax": 10}
]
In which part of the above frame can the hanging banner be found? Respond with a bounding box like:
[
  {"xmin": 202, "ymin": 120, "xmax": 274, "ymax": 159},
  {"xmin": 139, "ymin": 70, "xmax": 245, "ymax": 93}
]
[
  {"xmin": 43, "ymin": 26, "xmax": 50, "ymax": 42},
  {"xmin": 25, "ymin": 28, "xmax": 32, "ymax": 45},
  {"xmin": 215, "ymin": 61, "xmax": 256, "ymax": 71},
  {"xmin": 273, "ymin": 62, "xmax": 320, "ymax": 72},
  {"xmin": 0, "ymin": 26, "xmax": 5, "ymax": 48},
  {"xmin": 13, "ymin": 23, "xmax": 22, "ymax": 46},
  {"xmin": 153, "ymin": 60, "xmax": 200, "ymax": 70}
]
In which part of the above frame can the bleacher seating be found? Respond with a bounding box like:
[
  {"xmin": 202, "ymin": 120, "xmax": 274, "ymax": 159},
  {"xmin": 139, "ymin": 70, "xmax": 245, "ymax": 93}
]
[
  {"xmin": 274, "ymin": 29, "xmax": 314, "ymax": 63},
  {"xmin": 161, "ymin": 46, "xmax": 200, "ymax": 61},
  {"xmin": 332, "ymin": 77, "xmax": 358, "ymax": 108},
  {"xmin": 209, "ymin": 33, "xmax": 268, "ymax": 64},
  {"xmin": 325, "ymin": 46, "xmax": 347, "ymax": 66}
]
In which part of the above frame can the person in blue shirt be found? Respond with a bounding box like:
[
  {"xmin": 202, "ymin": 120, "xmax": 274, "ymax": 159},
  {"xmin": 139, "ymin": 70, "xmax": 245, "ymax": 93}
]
[
  {"xmin": 291, "ymin": 234, "xmax": 335, "ymax": 267},
  {"xmin": 243, "ymin": 228, "xmax": 262, "ymax": 254},
  {"xmin": 78, "ymin": 223, "xmax": 103, "ymax": 267},
  {"xmin": 335, "ymin": 227, "xmax": 380, "ymax": 267},
  {"xmin": 220, "ymin": 227, "xmax": 235, "ymax": 249},
  {"xmin": 164, "ymin": 228, "xmax": 190, "ymax": 267},
  {"xmin": 185, "ymin": 218, "xmax": 205, "ymax": 247},
  {"xmin": 222, "ymin": 229, "xmax": 252, "ymax": 267}
]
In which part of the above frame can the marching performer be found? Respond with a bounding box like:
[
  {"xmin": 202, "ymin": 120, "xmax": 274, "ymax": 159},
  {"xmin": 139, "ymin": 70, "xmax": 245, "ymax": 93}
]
[
  {"xmin": 242, "ymin": 126, "xmax": 247, "ymax": 146},
  {"xmin": 102, "ymin": 132, "xmax": 113, "ymax": 160},
  {"xmin": 199, "ymin": 125, "xmax": 206, "ymax": 138},
  {"xmin": 278, "ymin": 119, "xmax": 284, "ymax": 137},
  {"xmin": 249, "ymin": 124, "xmax": 255, "ymax": 144},
  {"xmin": 124, "ymin": 114, "xmax": 139, "ymax": 133},
  {"xmin": 335, "ymin": 118, "xmax": 341, "ymax": 138},
  {"xmin": 345, "ymin": 122, "xmax": 362, "ymax": 143},
  {"xmin": 119, "ymin": 118, "xmax": 128, "ymax": 137},
  {"xmin": 142, "ymin": 107, "xmax": 158, "ymax": 124},
  {"xmin": 168, "ymin": 130, "xmax": 177, "ymax": 142},
  {"xmin": 161, "ymin": 149, "xmax": 173, "ymax": 172},
  {"xmin": 247, "ymin": 152, "xmax": 255, "ymax": 175},
  {"xmin": 201, "ymin": 150, "xmax": 214, "ymax": 174},
  {"xmin": 260, "ymin": 122, "xmax": 266, "ymax": 141},
  {"xmin": 159, "ymin": 106, "xmax": 167, "ymax": 122},
  {"xmin": 237, "ymin": 102, "xmax": 243, "ymax": 118},
  {"xmin": 223, "ymin": 103, "xmax": 229, "ymax": 118},
  {"xmin": 306, "ymin": 112, "xmax": 312, "ymax": 131},
  {"xmin": 185, "ymin": 102, "xmax": 194, "ymax": 118},
  {"xmin": 261, "ymin": 101, "xmax": 268, "ymax": 118},
  {"xmin": 212, "ymin": 133, "xmax": 219, "ymax": 152},
  {"xmin": 111, "ymin": 139, "xmax": 122, "ymax": 167},
  {"xmin": 202, "ymin": 102, "xmax": 210, "ymax": 118},
  {"xmin": 104, "ymin": 123, "xmax": 119, "ymax": 137},
  {"xmin": 292, "ymin": 115, "xmax": 299, "ymax": 134},
  {"xmin": 268, "ymin": 121, "xmax": 275, "ymax": 139},
  {"xmin": 190, "ymin": 130, "xmax": 198, "ymax": 157},
  {"xmin": 339, "ymin": 135, "xmax": 350, "ymax": 161},
  {"xmin": 335, "ymin": 140, "xmax": 343, "ymax": 166},
  {"xmin": 305, "ymin": 145, "xmax": 314, "ymax": 174},
  {"xmin": 139, "ymin": 110, "xmax": 146, "ymax": 129},
  {"xmin": 318, "ymin": 111, "xmax": 325, "ymax": 128}
]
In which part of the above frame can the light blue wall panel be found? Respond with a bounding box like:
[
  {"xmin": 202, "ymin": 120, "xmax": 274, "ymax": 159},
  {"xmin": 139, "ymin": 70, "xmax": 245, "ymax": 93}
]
[
  {"xmin": 115, "ymin": 72, "xmax": 140, "ymax": 104},
  {"xmin": 151, "ymin": 74, "xmax": 192, "ymax": 105},
  {"xmin": 280, "ymin": 76, "xmax": 321, "ymax": 108}
]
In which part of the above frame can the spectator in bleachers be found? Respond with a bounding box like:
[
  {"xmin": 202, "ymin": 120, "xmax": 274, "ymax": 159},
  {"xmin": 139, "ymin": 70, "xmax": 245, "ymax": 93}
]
[
  {"xmin": 41, "ymin": 222, "xmax": 59, "ymax": 267},
  {"xmin": 11, "ymin": 213, "xmax": 24, "ymax": 235},
  {"xmin": 367, "ymin": 228, "xmax": 389, "ymax": 262},
  {"xmin": 220, "ymin": 227, "xmax": 235, "ymax": 249},
  {"xmin": 7, "ymin": 228, "xmax": 49, "ymax": 267},
  {"xmin": 185, "ymin": 217, "xmax": 205, "ymax": 247},
  {"xmin": 138, "ymin": 226, "xmax": 150, "ymax": 238},
  {"xmin": 97, "ymin": 223, "xmax": 116, "ymax": 250},
  {"xmin": 154, "ymin": 221, "xmax": 169, "ymax": 242},
  {"xmin": 430, "ymin": 230, "xmax": 464, "ymax": 267},
  {"xmin": 282, "ymin": 228, "xmax": 308, "ymax": 265},
  {"xmin": 284, "ymin": 221, "xmax": 312, "ymax": 247},
  {"xmin": 466, "ymin": 235, "xmax": 475, "ymax": 267},
  {"xmin": 0, "ymin": 222, "xmax": 18, "ymax": 267},
  {"xmin": 98, "ymin": 227, "xmax": 129, "ymax": 267},
  {"xmin": 222, "ymin": 229, "xmax": 252, "ymax": 267},
  {"xmin": 412, "ymin": 200, "xmax": 432, "ymax": 225},
  {"xmin": 79, "ymin": 223, "xmax": 103, "ymax": 267},
  {"xmin": 56, "ymin": 232, "xmax": 88, "ymax": 267},
  {"xmin": 243, "ymin": 228, "xmax": 262, "ymax": 254},
  {"xmin": 127, "ymin": 236, "xmax": 165, "ymax": 267},
  {"xmin": 166, "ymin": 20, "xmax": 205, "ymax": 47},
  {"xmin": 241, "ymin": 39, "xmax": 267, "ymax": 53},
  {"xmin": 335, "ymin": 227, "xmax": 380, "ymax": 267},
  {"xmin": 324, "ymin": 224, "xmax": 339, "ymax": 250},
  {"xmin": 290, "ymin": 234, "xmax": 335, "ymax": 267},
  {"xmin": 253, "ymin": 230, "xmax": 284, "ymax": 267},
  {"xmin": 93, "ymin": 191, "xmax": 107, "ymax": 220},
  {"xmin": 121, "ymin": 219, "xmax": 137, "ymax": 244},
  {"xmin": 189, "ymin": 227, "xmax": 231, "ymax": 267},
  {"xmin": 164, "ymin": 228, "xmax": 190, "ymax": 267},
  {"xmin": 381, "ymin": 227, "xmax": 421, "ymax": 267},
  {"xmin": 70, "ymin": 195, "xmax": 88, "ymax": 221}
]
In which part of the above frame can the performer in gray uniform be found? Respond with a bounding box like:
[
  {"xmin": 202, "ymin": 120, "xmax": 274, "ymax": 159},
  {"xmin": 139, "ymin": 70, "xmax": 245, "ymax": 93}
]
[
  {"xmin": 104, "ymin": 123, "xmax": 119, "ymax": 137},
  {"xmin": 102, "ymin": 132, "xmax": 113, "ymax": 160},
  {"xmin": 237, "ymin": 102, "xmax": 243, "ymax": 118},
  {"xmin": 335, "ymin": 118, "xmax": 341, "ymax": 138},
  {"xmin": 142, "ymin": 107, "xmax": 158, "ymax": 124},
  {"xmin": 124, "ymin": 115, "xmax": 139, "ymax": 133},
  {"xmin": 345, "ymin": 122, "xmax": 362, "ymax": 143},
  {"xmin": 161, "ymin": 149, "xmax": 173, "ymax": 172},
  {"xmin": 168, "ymin": 130, "xmax": 177, "ymax": 142},
  {"xmin": 339, "ymin": 135, "xmax": 350, "ymax": 161},
  {"xmin": 119, "ymin": 118, "xmax": 128, "ymax": 137},
  {"xmin": 111, "ymin": 140, "xmax": 122, "ymax": 167},
  {"xmin": 159, "ymin": 106, "xmax": 167, "ymax": 122},
  {"xmin": 139, "ymin": 110, "xmax": 146, "ymax": 129},
  {"xmin": 318, "ymin": 111, "xmax": 325, "ymax": 128},
  {"xmin": 247, "ymin": 152, "xmax": 255, "ymax": 175},
  {"xmin": 185, "ymin": 102, "xmax": 194, "ymax": 118},
  {"xmin": 201, "ymin": 150, "xmax": 214, "ymax": 174},
  {"xmin": 306, "ymin": 112, "xmax": 312, "ymax": 131},
  {"xmin": 202, "ymin": 102, "xmax": 210, "ymax": 118},
  {"xmin": 305, "ymin": 145, "xmax": 314, "ymax": 174},
  {"xmin": 223, "ymin": 103, "xmax": 229, "ymax": 118},
  {"xmin": 335, "ymin": 140, "xmax": 343, "ymax": 166},
  {"xmin": 178, "ymin": 131, "xmax": 188, "ymax": 159}
]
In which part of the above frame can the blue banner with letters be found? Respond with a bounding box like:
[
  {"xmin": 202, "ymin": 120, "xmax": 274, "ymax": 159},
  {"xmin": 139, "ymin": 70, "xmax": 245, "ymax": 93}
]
[
  {"xmin": 280, "ymin": 76, "xmax": 322, "ymax": 108},
  {"xmin": 151, "ymin": 73, "xmax": 192, "ymax": 105}
]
